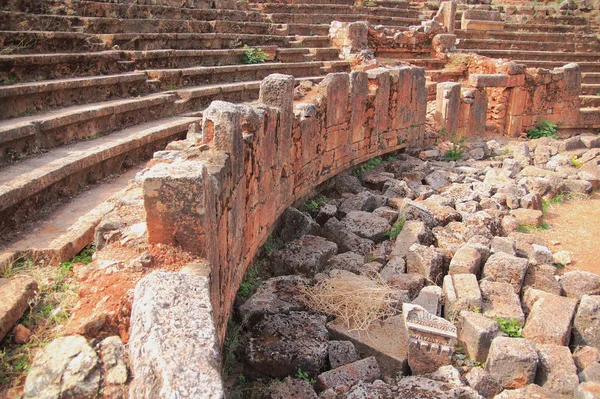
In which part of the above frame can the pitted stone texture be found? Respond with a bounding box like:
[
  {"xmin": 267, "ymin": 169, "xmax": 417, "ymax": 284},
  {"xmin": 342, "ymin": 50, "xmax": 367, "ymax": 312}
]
[
  {"xmin": 239, "ymin": 275, "xmax": 307, "ymax": 326},
  {"xmin": 270, "ymin": 235, "xmax": 338, "ymax": 277},
  {"xmin": 413, "ymin": 285, "xmax": 442, "ymax": 316},
  {"xmin": 387, "ymin": 273, "xmax": 425, "ymax": 300},
  {"xmin": 400, "ymin": 200, "xmax": 438, "ymax": 229},
  {"xmin": 99, "ymin": 336, "xmax": 128, "ymax": 386},
  {"xmin": 481, "ymin": 252, "xmax": 528, "ymax": 294},
  {"xmin": 0, "ymin": 276, "xmax": 38, "ymax": 342},
  {"xmin": 449, "ymin": 245, "xmax": 482, "ymax": 276},
  {"xmin": 394, "ymin": 376, "xmax": 481, "ymax": 398},
  {"xmin": 442, "ymin": 274, "xmax": 482, "ymax": 321},
  {"xmin": 574, "ymin": 295, "xmax": 600, "ymax": 350},
  {"xmin": 480, "ymin": 280, "xmax": 525, "ymax": 325},
  {"xmin": 128, "ymin": 271, "xmax": 222, "ymax": 399},
  {"xmin": 494, "ymin": 384, "xmax": 561, "ymax": 399},
  {"xmin": 322, "ymin": 217, "xmax": 373, "ymax": 256},
  {"xmin": 403, "ymin": 303, "xmax": 457, "ymax": 375},
  {"xmin": 24, "ymin": 335, "xmax": 100, "ymax": 399},
  {"xmin": 406, "ymin": 243, "xmax": 448, "ymax": 286},
  {"xmin": 328, "ymin": 341, "xmax": 359, "ymax": 369},
  {"xmin": 339, "ymin": 191, "xmax": 379, "ymax": 216},
  {"xmin": 464, "ymin": 367, "xmax": 502, "ymax": 399},
  {"xmin": 522, "ymin": 293, "xmax": 577, "ymax": 346},
  {"xmin": 270, "ymin": 376, "xmax": 317, "ymax": 399},
  {"xmin": 575, "ymin": 382, "xmax": 600, "ymax": 399},
  {"xmin": 316, "ymin": 356, "xmax": 381, "ymax": 391},
  {"xmin": 326, "ymin": 252, "xmax": 366, "ymax": 275},
  {"xmin": 535, "ymin": 344, "xmax": 579, "ymax": 396},
  {"xmin": 561, "ymin": 271, "xmax": 600, "ymax": 300},
  {"xmin": 522, "ymin": 264, "xmax": 562, "ymax": 296},
  {"xmin": 574, "ymin": 346, "xmax": 600, "ymax": 372},
  {"xmin": 342, "ymin": 211, "xmax": 391, "ymax": 243},
  {"xmin": 580, "ymin": 363, "xmax": 600, "ymax": 383},
  {"xmin": 246, "ymin": 311, "xmax": 328, "ymax": 378},
  {"xmin": 390, "ymin": 220, "xmax": 433, "ymax": 259},
  {"xmin": 383, "ymin": 179, "xmax": 416, "ymax": 200},
  {"xmin": 486, "ymin": 337, "xmax": 538, "ymax": 389},
  {"xmin": 491, "ymin": 236, "xmax": 517, "ymax": 257},
  {"xmin": 278, "ymin": 207, "xmax": 320, "ymax": 242},
  {"xmin": 458, "ymin": 311, "xmax": 499, "ymax": 363}
]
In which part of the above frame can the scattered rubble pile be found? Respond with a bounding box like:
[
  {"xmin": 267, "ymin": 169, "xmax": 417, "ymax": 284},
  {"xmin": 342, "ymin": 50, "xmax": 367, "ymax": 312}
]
[{"xmin": 228, "ymin": 133, "xmax": 600, "ymax": 398}]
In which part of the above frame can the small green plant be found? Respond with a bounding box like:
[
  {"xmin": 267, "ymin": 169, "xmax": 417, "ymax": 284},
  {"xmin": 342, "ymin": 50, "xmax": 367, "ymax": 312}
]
[
  {"xmin": 296, "ymin": 368, "xmax": 317, "ymax": 385},
  {"xmin": 384, "ymin": 216, "xmax": 406, "ymax": 241},
  {"xmin": 223, "ymin": 317, "xmax": 245, "ymax": 377},
  {"xmin": 242, "ymin": 45, "xmax": 268, "ymax": 64},
  {"xmin": 571, "ymin": 155, "xmax": 584, "ymax": 168},
  {"xmin": 473, "ymin": 306, "xmax": 481, "ymax": 314},
  {"xmin": 353, "ymin": 157, "xmax": 382, "ymax": 177},
  {"xmin": 444, "ymin": 143, "xmax": 464, "ymax": 162},
  {"xmin": 553, "ymin": 262, "xmax": 566, "ymax": 268},
  {"xmin": 496, "ymin": 318, "xmax": 523, "ymax": 338},
  {"xmin": 262, "ymin": 235, "xmax": 284, "ymax": 257},
  {"xmin": 16, "ymin": 109, "xmax": 36, "ymax": 117},
  {"xmin": 518, "ymin": 221, "xmax": 549, "ymax": 233},
  {"xmin": 165, "ymin": 85, "xmax": 181, "ymax": 91},
  {"xmin": 299, "ymin": 194, "xmax": 329, "ymax": 217},
  {"xmin": 526, "ymin": 119, "xmax": 559, "ymax": 140},
  {"xmin": 237, "ymin": 261, "xmax": 262, "ymax": 301}
]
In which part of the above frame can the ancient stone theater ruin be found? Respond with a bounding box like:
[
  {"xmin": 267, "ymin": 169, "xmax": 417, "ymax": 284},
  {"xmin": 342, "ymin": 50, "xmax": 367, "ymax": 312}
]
[{"xmin": 2, "ymin": 0, "xmax": 600, "ymax": 397}]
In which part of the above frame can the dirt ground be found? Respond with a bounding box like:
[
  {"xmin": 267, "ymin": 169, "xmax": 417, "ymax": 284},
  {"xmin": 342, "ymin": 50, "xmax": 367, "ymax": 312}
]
[{"xmin": 533, "ymin": 192, "xmax": 600, "ymax": 275}]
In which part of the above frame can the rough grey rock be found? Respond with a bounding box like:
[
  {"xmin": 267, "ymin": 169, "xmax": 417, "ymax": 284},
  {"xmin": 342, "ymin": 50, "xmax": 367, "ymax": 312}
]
[
  {"xmin": 390, "ymin": 220, "xmax": 433, "ymax": 260},
  {"xmin": 424, "ymin": 365, "xmax": 464, "ymax": 386},
  {"xmin": 372, "ymin": 206, "xmax": 399, "ymax": 224},
  {"xmin": 486, "ymin": 337, "xmax": 538, "ymax": 389},
  {"xmin": 246, "ymin": 311, "xmax": 328, "ymax": 378},
  {"xmin": 573, "ymin": 346, "xmax": 600, "ymax": 372},
  {"xmin": 24, "ymin": 335, "xmax": 100, "ymax": 399},
  {"xmin": 458, "ymin": 311, "xmax": 499, "ymax": 363},
  {"xmin": 464, "ymin": 367, "xmax": 502, "ymax": 399},
  {"xmin": 425, "ymin": 170, "xmax": 452, "ymax": 191},
  {"xmin": 239, "ymin": 275, "xmax": 308, "ymax": 326},
  {"xmin": 279, "ymin": 207, "xmax": 320, "ymax": 242},
  {"xmin": 339, "ymin": 191, "xmax": 380, "ymax": 216},
  {"xmin": 575, "ymin": 382, "xmax": 600, "ymax": 399},
  {"xmin": 394, "ymin": 376, "xmax": 481, "ymax": 398},
  {"xmin": 382, "ymin": 179, "xmax": 416, "ymax": 199},
  {"xmin": 481, "ymin": 252, "xmax": 528, "ymax": 294},
  {"xmin": 443, "ymin": 274, "xmax": 482, "ymax": 321},
  {"xmin": 379, "ymin": 256, "xmax": 406, "ymax": 277},
  {"xmin": 406, "ymin": 243, "xmax": 448, "ymax": 285},
  {"xmin": 494, "ymin": 384, "xmax": 560, "ymax": 398},
  {"xmin": 441, "ymin": 183, "xmax": 480, "ymax": 203},
  {"xmin": 479, "ymin": 280, "xmax": 525, "ymax": 324},
  {"xmin": 490, "ymin": 237, "xmax": 517, "ymax": 257},
  {"xmin": 413, "ymin": 285, "xmax": 442, "ymax": 316},
  {"xmin": 361, "ymin": 170, "xmax": 395, "ymax": 191},
  {"xmin": 128, "ymin": 271, "xmax": 222, "ymax": 399},
  {"xmin": 449, "ymin": 245, "xmax": 482, "ymax": 275},
  {"xmin": 580, "ymin": 363, "xmax": 600, "ymax": 383},
  {"xmin": 387, "ymin": 273, "xmax": 425, "ymax": 300},
  {"xmin": 574, "ymin": 295, "xmax": 600, "ymax": 350},
  {"xmin": 561, "ymin": 271, "xmax": 600, "ymax": 300},
  {"xmin": 322, "ymin": 217, "xmax": 374, "ymax": 255},
  {"xmin": 270, "ymin": 376, "xmax": 317, "ymax": 399},
  {"xmin": 335, "ymin": 174, "xmax": 365, "ymax": 195},
  {"xmin": 316, "ymin": 204, "xmax": 337, "ymax": 226},
  {"xmin": 326, "ymin": 252, "xmax": 366, "ymax": 275},
  {"xmin": 328, "ymin": 341, "xmax": 359, "ymax": 369},
  {"xmin": 522, "ymin": 264, "xmax": 562, "ymax": 296},
  {"xmin": 270, "ymin": 235, "xmax": 338, "ymax": 276},
  {"xmin": 528, "ymin": 244, "xmax": 553, "ymax": 266},
  {"xmin": 535, "ymin": 344, "xmax": 579, "ymax": 396},
  {"xmin": 522, "ymin": 293, "xmax": 577, "ymax": 346},
  {"xmin": 421, "ymin": 202, "xmax": 462, "ymax": 226},
  {"xmin": 0, "ymin": 276, "xmax": 38, "ymax": 342},
  {"xmin": 399, "ymin": 199, "xmax": 438, "ymax": 229},
  {"xmin": 342, "ymin": 211, "xmax": 391, "ymax": 243},
  {"xmin": 100, "ymin": 336, "xmax": 128, "ymax": 385},
  {"xmin": 316, "ymin": 356, "xmax": 381, "ymax": 391}
]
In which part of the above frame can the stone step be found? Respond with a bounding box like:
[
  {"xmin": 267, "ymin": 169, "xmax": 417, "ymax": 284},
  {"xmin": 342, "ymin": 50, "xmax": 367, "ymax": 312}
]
[
  {"xmin": 579, "ymin": 95, "xmax": 600, "ymax": 107},
  {"xmin": 582, "ymin": 72, "xmax": 600, "ymax": 84},
  {"xmin": 512, "ymin": 60, "xmax": 600, "ymax": 73},
  {"xmin": 425, "ymin": 69, "xmax": 463, "ymax": 83},
  {"xmin": 378, "ymin": 54, "xmax": 446, "ymax": 69},
  {"xmin": 581, "ymin": 84, "xmax": 600, "ymax": 96},
  {"xmin": 0, "ymin": 30, "xmax": 110, "ymax": 53},
  {"xmin": 570, "ymin": 107, "xmax": 600, "ymax": 129},
  {"xmin": 249, "ymin": 3, "xmax": 420, "ymax": 18},
  {"xmin": 456, "ymin": 49, "xmax": 600, "ymax": 63},
  {"xmin": 505, "ymin": 22, "xmax": 591, "ymax": 33},
  {"xmin": 0, "ymin": 116, "xmax": 199, "ymax": 232},
  {"xmin": 455, "ymin": 29, "xmax": 599, "ymax": 44},
  {"xmin": 375, "ymin": 0, "xmax": 410, "ymax": 9},
  {"xmin": 0, "ymin": 47, "xmax": 341, "ymax": 83},
  {"xmin": 81, "ymin": 0, "xmax": 214, "ymax": 7},
  {"xmin": 0, "ymin": 72, "xmax": 150, "ymax": 119},
  {"xmin": 0, "ymin": 166, "xmax": 140, "ymax": 268},
  {"xmin": 0, "ymin": 93, "xmax": 180, "ymax": 164},
  {"xmin": 456, "ymin": 38, "xmax": 600, "ymax": 53},
  {"xmin": 249, "ymin": 0, "xmax": 355, "ymax": 4},
  {"xmin": 266, "ymin": 12, "xmax": 420, "ymax": 27}
]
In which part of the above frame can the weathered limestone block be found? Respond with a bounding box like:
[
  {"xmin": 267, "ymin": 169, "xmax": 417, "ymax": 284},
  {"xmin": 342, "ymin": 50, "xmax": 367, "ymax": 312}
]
[
  {"xmin": 100, "ymin": 336, "xmax": 128, "ymax": 386},
  {"xmin": 510, "ymin": 208, "xmax": 543, "ymax": 227},
  {"xmin": 387, "ymin": 273, "xmax": 426, "ymax": 300},
  {"xmin": 395, "ymin": 375, "xmax": 481, "ymax": 398},
  {"xmin": 413, "ymin": 285, "xmax": 442, "ymax": 316},
  {"xmin": 535, "ymin": 344, "xmax": 579, "ymax": 396},
  {"xmin": 449, "ymin": 245, "xmax": 482, "ymax": 275},
  {"xmin": 561, "ymin": 271, "xmax": 600, "ymax": 300},
  {"xmin": 143, "ymin": 160, "xmax": 207, "ymax": 255},
  {"xmin": 433, "ymin": 1, "xmax": 456, "ymax": 33},
  {"xmin": 128, "ymin": 271, "xmax": 222, "ymax": 398},
  {"xmin": 327, "ymin": 315, "xmax": 410, "ymax": 376},
  {"xmin": 442, "ymin": 274, "xmax": 482, "ymax": 321},
  {"xmin": 522, "ymin": 264, "xmax": 562, "ymax": 296},
  {"xmin": 316, "ymin": 356, "xmax": 381, "ymax": 391},
  {"xmin": 269, "ymin": 235, "xmax": 338, "ymax": 277},
  {"xmin": 573, "ymin": 295, "xmax": 600, "ymax": 350},
  {"xmin": 368, "ymin": 68, "xmax": 391, "ymax": 134},
  {"xmin": 459, "ymin": 87, "xmax": 487, "ymax": 137},
  {"xmin": 390, "ymin": 220, "xmax": 434, "ymax": 261},
  {"xmin": 433, "ymin": 34, "xmax": 457, "ymax": 53},
  {"xmin": 486, "ymin": 337, "xmax": 538, "ymax": 389},
  {"xmin": 464, "ymin": 367, "xmax": 503, "ymax": 399},
  {"xmin": 522, "ymin": 293, "xmax": 577, "ymax": 346},
  {"xmin": 270, "ymin": 376, "xmax": 317, "ymax": 399},
  {"xmin": 481, "ymin": 252, "xmax": 528, "ymax": 294},
  {"xmin": 24, "ymin": 335, "xmax": 100, "ymax": 399},
  {"xmin": 246, "ymin": 311, "xmax": 328, "ymax": 378},
  {"xmin": 494, "ymin": 384, "xmax": 559, "ymax": 398},
  {"xmin": 329, "ymin": 21, "xmax": 368, "ymax": 53},
  {"xmin": 278, "ymin": 207, "xmax": 320, "ymax": 242},
  {"xmin": 480, "ymin": 280, "xmax": 525, "ymax": 324},
  {"xmin": 319, "ymin": 73, "xmax": 349, "ymax": 128},
  {"xmin": 342, "ymin": 211, "xmax": 391, "ymax": 243},
  {"xmin": 458, "ymin": 311, "xmax": 499, "ymax": 364},
  {"xmin": 322, "ymin": 217, "xmax": 373, "ymax": 255},
  {"xmin": 403, "ymin": 303, "xmax": 457, "ymax": 375},
  {"xmin": 407, "ymin": 243, "xmax": 448, "ymax": 285},
  {"xmin": 469, "ymin": 74, "xmax": 524, "ymax": 88},
  {"xmin": 435, "ymin": 82, "xmax": 461, "ymax": 134},
  {"xmin": 0, "ymin": 276, "xmax": 37, "ymax": 342},
  {"xmin": 573, "ymin": 346, "xmax": 600, "ymax": 372},
  {"xmin": 328, "ymin": 341, "xmax": 359, "ymax": 369},
  {"xmin": 259, "ymin": 73, "xmax": 294, "ymax": 137},
  {"xmin": 580, "ymin": 363, "xmax": 600, "ymax": 383},
  {"xmin": 575, "ymin": 382, "xmax": 600, "ymax": 399}
]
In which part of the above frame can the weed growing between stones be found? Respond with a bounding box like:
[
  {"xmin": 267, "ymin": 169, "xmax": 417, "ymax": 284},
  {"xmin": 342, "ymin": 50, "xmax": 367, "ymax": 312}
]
[
  {"xmin": 0, "ymin": 246, "xmax": 94, "ymax": 394},
  {"xmin": 384, "ymin": 216, "xmax": 406, "ymax": 240},
  {"xmin": 299, "ymin": 194, "xmax": 329, "ymax": 217},
  {"xmin": 453, "ymin": 344, "xmax": 485, "ymax": 368},
  {"xmin": 242, "ymin": 45, "xmax": 268, "ymax": 64},
  {"xmin": 296, "ymin": 368, "xmax": 317, "ymax": 385},
  {"xmin": 518, "ymin": 221, "xmax": 549, "ymax": 233},
  {"xmin": 444, "ymin": 143, "xmax": 464, "ymax": 161},
  {"xmin": 353, "ymin": 156, "xmax": 382, "ymax": 178},
  {"xmin": 495, "ymin": 317, "xmax": 523, "ymax": 338},
  {"xmin": 526, "ymin": 119, "xmax": 559, "ymax": 139}
]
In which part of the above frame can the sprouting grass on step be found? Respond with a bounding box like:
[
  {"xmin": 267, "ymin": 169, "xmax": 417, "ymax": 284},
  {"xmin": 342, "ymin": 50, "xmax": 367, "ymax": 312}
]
[
  {"xmin": 518, "ymin": 221, "xmax": 549, "ymax": 233},
  {"xmin": 242, "ymin": 45, "xmax": 268, "ymax": 64},
  {"xmin": 16, "ymin": 109, "xmax": 36, "ymax": 118},
  {"xmin": 0, "ymin": 246, "xmax": 95, "ymax": 392},
  {"xmin": 495, "ymin": 318, "xmax": 523, "ymax": 338}
]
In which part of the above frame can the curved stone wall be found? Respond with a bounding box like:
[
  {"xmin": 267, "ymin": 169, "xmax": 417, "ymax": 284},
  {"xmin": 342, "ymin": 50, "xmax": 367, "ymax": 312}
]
[{"xmin": 142, "ymin": 67, "xmax": 428, "ymax": 345}]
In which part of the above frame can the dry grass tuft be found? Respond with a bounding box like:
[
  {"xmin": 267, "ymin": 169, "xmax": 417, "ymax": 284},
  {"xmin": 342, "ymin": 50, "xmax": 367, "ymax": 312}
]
[{"xmin": 304, "ymin": 274, "xmax": 398, "ymax": 331}]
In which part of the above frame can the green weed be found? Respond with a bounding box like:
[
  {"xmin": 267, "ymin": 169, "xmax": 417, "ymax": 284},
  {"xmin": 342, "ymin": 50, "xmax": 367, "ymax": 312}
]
[
  {"xmin": 16, "ymin": 109, "xmax": 36, "ymax": 118},
  {"xmin": 444, "ymin": 143, "xmax": 464, "ymax": 162},
  {"xmin": 526, "ymin": 119, "xmax": 559, "ymax": 140},
  {"xmin": 571, "ymin": 156, "xmax": 584, "ymax": 168},
  {"xmin": 295, "ymin": 368, "xmax": 316, "ymax": 385},
  {"xmin": 237, "ymin": 261, "xmax": 262, "ymax": 301},
  {"xmin": 299, "ymin": 194, "xmax": 329, "ymax": 218},
  {"xmin": 242, "ymin": 45, "xmax": 268, "ymax": 64},
  {"xmin": 496, "ymin": 318, "xmax": 523, "ymax": 337},
  {"xmin": 223, "ymin": 317, "xmax": 245, "ymax": 377},
  {"xmin": 384, "ymin": 216, "xmax": 406, "ymax": 241},
  {"xmin": 165, "ymin": 85, "xmax": 181, "ymax": 91},
  {"xmin": 262, "ymin": 235, "xmax": 284, "ymax": 257},
  {"xmin": 518, "ymin": 221, "xmax": 549, "ymax": 233},
  {"xmin": 353, "ymin": 157, "xmax": 382, "ymax": 177}
]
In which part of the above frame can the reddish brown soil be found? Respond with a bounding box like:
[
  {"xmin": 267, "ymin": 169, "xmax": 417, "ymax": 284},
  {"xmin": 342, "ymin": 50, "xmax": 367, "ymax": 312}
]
[{"xmin": 533, "ymin": 192, "xmax": 600, "ymax": 275}]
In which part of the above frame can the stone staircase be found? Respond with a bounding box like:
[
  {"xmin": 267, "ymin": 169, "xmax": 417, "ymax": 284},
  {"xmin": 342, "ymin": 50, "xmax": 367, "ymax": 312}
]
[{"xmin": 0, "ymin": 0, "xmax": 423, "ymax": 265}]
